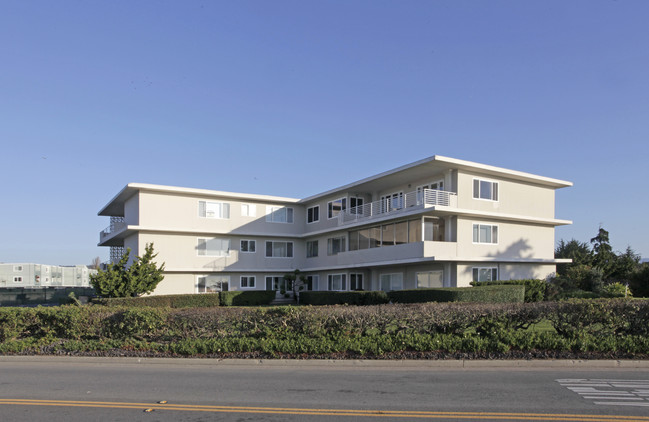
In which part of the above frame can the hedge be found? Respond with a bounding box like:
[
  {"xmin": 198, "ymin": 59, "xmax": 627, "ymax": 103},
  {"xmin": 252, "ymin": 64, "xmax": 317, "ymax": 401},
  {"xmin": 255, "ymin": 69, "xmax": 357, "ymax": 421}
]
[
  {"xmin": 219, "ymin": 291, "xmax": 276, "ymax": 306},
  {"xmin": 94, "ymin": 294, "xmax": 221, "ymax": 308},
  {"xmin": 470, "ymin": 279, "xmax": 546, "ymax": 302},
  {"xmin": 300, "ymin": 291, "xmax": 389, "ymax": 306},
  {"xmin": 2, "ymin": 299, "xmax": 649, "ymax": 357},
  {"xmin": 388, "ymin": 285, "xmax": 525, "ymax": 304}
]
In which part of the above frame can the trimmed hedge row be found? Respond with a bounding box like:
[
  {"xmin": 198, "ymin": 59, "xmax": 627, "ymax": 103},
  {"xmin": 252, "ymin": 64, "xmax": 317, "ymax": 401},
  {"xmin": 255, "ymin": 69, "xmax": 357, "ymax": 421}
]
[
  {"xmin": 94, "ymin": 294, "xmax": 221, "ymax": 308},
  {"xmin": 219, "ymin": 291, "xmax": 276, "ymax": 306},
  {"xmin": 301, "ymin": 285, "xmax": 525, "ymax": 306},
  {"xmin": 1, "ymin": 299, "xmax": 649, "ymax": 357},
  {"xmin": 300, "ymin": 291, "xmax": 389, "ymax": 306},
  {"xmin": 94, "ymin": 291, "xmax": 275, "ymax": 308},
  {"xmin": 471, "ymin": 279, "xmax": 546, "ymax": 302},
  {"xmin": 388, "ymin": 285, "xmax": 525, "ymax": 304}
]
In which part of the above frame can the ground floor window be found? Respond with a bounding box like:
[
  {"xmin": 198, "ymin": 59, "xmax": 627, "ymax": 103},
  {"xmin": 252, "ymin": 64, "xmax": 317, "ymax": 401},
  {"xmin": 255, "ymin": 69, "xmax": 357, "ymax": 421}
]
[
  {"xmin": 197, "ymin": 275, "xmax": 229, "ymax": 293},
  {"xmin": 266, "ymin": 276, "xmax": 291, "ymax": 291},
  {"xmin": 240, "ymin": 275, "xmax": 256, "ymax": 288},
  {"xmin": 328, "ymin": 274, "xmax": 347, "ymax": 291},
  {"xmin": 13, "ymin": 276, "xmax": 22, "ymax": 283},
  {"xmin": 349, "ymin": 273, "xmax": 363, "ymax": 290},
  {"xmin": 379, "ymin": 273, "xmax": 403, "ymax": 291},
  {"xmin": 305, "ymin": 275, "xmax": 319, "ymax": 291},
  {"xmin": 417, "ymin": 271, "xmax": 443, "ymax": 288},
  {"xmin": 472, "ymin": 267, "xmax": 498, "ymax": 282}
]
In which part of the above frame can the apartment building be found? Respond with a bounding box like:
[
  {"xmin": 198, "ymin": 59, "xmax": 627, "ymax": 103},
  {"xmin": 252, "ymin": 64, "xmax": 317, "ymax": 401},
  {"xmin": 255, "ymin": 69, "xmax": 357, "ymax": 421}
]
[
  {"xmin": 0, "ymin": 263, "xmax": 95, "ymax": 288},
  {"xmin": 97, "ymin": 155, "xmax": 572, "ymax": 295}
]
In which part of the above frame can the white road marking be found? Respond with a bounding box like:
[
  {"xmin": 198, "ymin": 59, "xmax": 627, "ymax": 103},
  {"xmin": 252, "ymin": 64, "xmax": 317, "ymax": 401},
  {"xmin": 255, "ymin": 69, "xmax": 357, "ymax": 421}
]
[{"xmin": 557, "ymin": 379, "xmax": 649, "ymax": 407}]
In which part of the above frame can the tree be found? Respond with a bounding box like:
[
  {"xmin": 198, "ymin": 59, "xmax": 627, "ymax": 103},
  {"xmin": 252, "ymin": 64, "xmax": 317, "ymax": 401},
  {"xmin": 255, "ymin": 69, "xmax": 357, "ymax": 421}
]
[
  {"xmin": 590, "ymin": 227, "xmax": 616, "ymax": 279},
  {"xmin": 90, "ymin": 243, "xmax": 165, "ymax": 297},
  {"xmin": 89, "ymin": 256, "xmax": 102, "ymax": 270},
  {"xmin": 555, "ymin": 239, "xmax": 591, "ymax": 276},
  {"xmin": 283, "ymin": 269, "xmax": 307, "ymax": 303},
  {"xmin": 629, "ymin": 263, "xmax": 649, "ymax": 297},
  {"xmin": 610, "ymin": 246, "xmax": 641, "ymax": 283}
]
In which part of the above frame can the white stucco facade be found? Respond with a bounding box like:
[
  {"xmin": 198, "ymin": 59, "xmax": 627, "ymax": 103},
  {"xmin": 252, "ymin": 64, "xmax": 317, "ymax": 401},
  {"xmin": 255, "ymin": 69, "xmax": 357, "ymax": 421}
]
[{"xmin": 98, "ymin": 155, "xmax": 572, "ymax": 295}]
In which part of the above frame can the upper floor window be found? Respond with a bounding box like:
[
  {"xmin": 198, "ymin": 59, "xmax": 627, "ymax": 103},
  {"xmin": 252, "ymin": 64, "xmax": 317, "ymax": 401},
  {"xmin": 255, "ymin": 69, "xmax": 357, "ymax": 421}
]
[
  {"xmin": 199, "ymin": 201, "xmax": 230, "ymax": 219},
  {"xmin": 306, "ymin": 240, "xmax": 318, "ymax": 258},
  {"xmin": 240, "ymin": 240, "xmax": 256, "ymax": 253},
  {"xmin": 307, "ymin": 206, "xmax": 319, "ymax": 223},
  {"xmin": 327, "ymin": 236, "xmax": 346, "ymax": 255},
  {"xmin": 241, "ymin": 203, "xmax": 256, "ymax": 217},
  {"xmin": 13, "ymin": 265, "xmax": 23, "ymax": 272},
  {"xmin": 197, "ymin": 237, "xmax": 231, "ymax": 257},
  {"xmin": 349, "ymin": 197, "xmax": 364, "ymax": 214},
  {"xmin": 473, "ymin": 223, "xmax": 498, "ymax": 244},
  {"xmin": 473, "ymin": 179, "xmax": 499, "ymax": 201},
  {"xmin": 13, "ymin": 276, "xmax": 22, "ymax": 283},
  {"xmin": 473, "ymin": 267, "xmax": 498, "ymax": 282},
  {"xmin": 328, "ymin": 198, "xmax": 346, "ymax": 219},
  {"xmin": 265, "ymin": 241, "xmax": 294, "ymax": 258},
  {"xmin": 266, "ymin": 206, "xmax": 294, "ymax": 223}
]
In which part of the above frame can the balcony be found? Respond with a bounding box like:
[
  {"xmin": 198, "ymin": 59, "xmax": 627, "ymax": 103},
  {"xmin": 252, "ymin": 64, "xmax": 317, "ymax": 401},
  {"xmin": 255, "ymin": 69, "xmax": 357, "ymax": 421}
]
[
  {"xmin": 99, "ymin": 217, "xmax": 126, "ymax": 244},
  {"xmin": 338, "ymin": 189, "xmax": 457, "ymax": 226}
]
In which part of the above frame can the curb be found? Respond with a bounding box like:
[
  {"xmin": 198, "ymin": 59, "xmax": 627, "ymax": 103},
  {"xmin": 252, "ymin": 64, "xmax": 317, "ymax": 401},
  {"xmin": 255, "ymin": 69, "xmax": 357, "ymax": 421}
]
[{"xmin": 1, "ymin": 356, "xmax": 649, "ymax": 369}]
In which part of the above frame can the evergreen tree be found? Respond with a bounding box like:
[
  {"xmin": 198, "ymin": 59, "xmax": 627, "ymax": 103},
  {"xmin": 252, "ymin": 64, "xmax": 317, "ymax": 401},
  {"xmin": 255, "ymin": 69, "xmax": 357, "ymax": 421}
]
[
  {"xmin": 555, "ymin": 239, "xmax": 591, "ymax": 276},
  {"xmin": 90, "ymin": 243, "xmax": 165, "ymax": 297},
  {"xmin": 590, "ymin": 227, "xmax": 616, "ymax": 279}
]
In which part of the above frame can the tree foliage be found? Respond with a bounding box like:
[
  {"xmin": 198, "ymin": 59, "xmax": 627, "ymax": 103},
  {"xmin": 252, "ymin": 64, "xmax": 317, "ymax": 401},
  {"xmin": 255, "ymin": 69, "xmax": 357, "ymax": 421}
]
[
  {"xmin": 91, "ymin": 243, "xmax": 165, "ymax": 298},
  {"xmin": 555, "ymin": 239, "xmax": 591, "ymax": 276}
]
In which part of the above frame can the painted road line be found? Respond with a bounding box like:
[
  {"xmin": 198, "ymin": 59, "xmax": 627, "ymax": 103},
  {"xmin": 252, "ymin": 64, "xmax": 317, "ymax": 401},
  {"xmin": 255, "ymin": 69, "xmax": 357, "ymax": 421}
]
[
  {"xmin": 558, "ymin": 379, "xmax": 649, "ymax": 407},
  {"xmin": 1, "ymin": 399, "xmax": 649, "ymax": 421}
]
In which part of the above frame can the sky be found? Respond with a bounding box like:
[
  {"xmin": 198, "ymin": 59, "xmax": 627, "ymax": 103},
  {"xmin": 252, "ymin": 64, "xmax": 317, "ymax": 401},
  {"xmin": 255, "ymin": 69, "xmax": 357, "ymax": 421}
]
[{"xmin": 1, "ymin": 0, "xmax": 648, "ymax": 265}]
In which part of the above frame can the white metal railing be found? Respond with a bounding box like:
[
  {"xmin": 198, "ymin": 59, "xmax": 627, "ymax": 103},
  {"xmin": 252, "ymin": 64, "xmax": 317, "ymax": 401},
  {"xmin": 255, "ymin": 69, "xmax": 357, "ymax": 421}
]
[
  {"xmin": 338, "ymin": 189, "xmax": 457, "ymax": 225},
  {"xmin": 100, "ymin": 221, "xmax": 126, "ymax": 239}
]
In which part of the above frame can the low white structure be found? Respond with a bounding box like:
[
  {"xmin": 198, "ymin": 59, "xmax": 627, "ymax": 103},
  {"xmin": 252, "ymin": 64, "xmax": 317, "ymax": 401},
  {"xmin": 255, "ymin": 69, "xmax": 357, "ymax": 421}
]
[
  {"xmin": 98, "ymin": 155, "xmax": 572, "ymax": 295},
  {"xmin": 0, "ymin": 263, "xmax": 96, "ymax": 288}
]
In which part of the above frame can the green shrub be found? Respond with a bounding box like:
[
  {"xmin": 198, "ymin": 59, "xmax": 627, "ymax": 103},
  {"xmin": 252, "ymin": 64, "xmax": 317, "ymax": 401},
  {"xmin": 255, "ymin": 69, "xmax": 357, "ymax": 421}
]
[
  {"xmin": 94, "ymin": 293, "xmax": 221, "ymax": 308},
  {"xmin": 219, "ymin": 291, "xmax": 276, "ymax": 306},
  {"xmin": 387, "ymin": 285, "xmax": 525, "ymax": 304},
  {"xmin": 471, "ymin": 279, "xmax": 546, "ymax": 302},
  {"xmin": 299, "ymin": 291, "xmax": 389, "ymax": 306},
  {"xmin": 601, "ymin": 282, "xmax": 631, "ymax": 298}
]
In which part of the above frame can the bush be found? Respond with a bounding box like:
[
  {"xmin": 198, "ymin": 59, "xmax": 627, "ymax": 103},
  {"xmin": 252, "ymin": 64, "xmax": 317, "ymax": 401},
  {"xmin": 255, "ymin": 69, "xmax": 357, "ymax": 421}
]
[
  {"xmin": 219, "ymin": 291, "xmax": 276, "ymax": 306},
  {"xmin": 299, "ymin": 291, "xmax": 389, "ymax": 306},
  {"xmin": 471, "ymin": 279, "xmax": 546, "ymax": 302},
  {"xmin": 629, "ymin": 264, "xmax": 649, "ymax": 297},
  {"xmin": 387, "ymin": 285, "xmax": 525, "ymax": 304},
  {"xmin": 601, "ymin": 282, "xmax": 631, "ymax": 298},
  {"xmin": 94, "ymin": 293, "xmax": 221, "ymax": 308}
]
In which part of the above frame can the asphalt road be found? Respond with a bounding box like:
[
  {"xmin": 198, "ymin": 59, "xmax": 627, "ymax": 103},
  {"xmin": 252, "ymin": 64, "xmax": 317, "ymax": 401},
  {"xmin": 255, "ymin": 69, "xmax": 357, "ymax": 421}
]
[{"xmin": 1, "ymin": 357, "xmax": 648, "ymax": 421}]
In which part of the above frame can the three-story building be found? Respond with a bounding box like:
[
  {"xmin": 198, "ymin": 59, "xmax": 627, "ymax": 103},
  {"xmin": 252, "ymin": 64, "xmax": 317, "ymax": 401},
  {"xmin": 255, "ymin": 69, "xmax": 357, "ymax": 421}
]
[{"xmin": 98, "ymin": 156, "xmax": 572, "ymax": 295}]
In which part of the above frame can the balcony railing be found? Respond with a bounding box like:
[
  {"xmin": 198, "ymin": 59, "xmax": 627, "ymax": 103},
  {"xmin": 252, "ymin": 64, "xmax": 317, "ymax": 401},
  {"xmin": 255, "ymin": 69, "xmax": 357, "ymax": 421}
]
[
  {"xmin": 338, "ymin": 189, "xmax": 457, "ymax": 225},
  {"xmin": 100, "ymin": 220, "xmax": 126, "ymax": 240}
]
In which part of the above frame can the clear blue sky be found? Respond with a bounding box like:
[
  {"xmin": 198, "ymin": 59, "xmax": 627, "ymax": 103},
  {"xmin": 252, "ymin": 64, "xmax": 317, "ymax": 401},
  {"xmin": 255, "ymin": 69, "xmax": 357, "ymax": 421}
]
[{"xmin": 1, "ymin": 0, "xmax": 647, "ymax": 265}]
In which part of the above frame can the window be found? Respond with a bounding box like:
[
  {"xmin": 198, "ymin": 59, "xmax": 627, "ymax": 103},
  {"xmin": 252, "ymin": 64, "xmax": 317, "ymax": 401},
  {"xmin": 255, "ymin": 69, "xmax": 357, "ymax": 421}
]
[
  {"xmin": 199, "ymin": 201, "xmax": 230, "ymax": 219},
  {"xmin": 241, "ymin": 203, "xmax": 256, "ymax": 217},
  {"xmin": 473, "ymin": 267, "xmax": 498, "ymax": 282},
  {"xmin": 197, "ymin": 238, "xmax": 231, "ymax": 256},
  {"xmin": 13, "ymin": 265, "xmax": 23, "ymax": 272},
  {"xmin": 265, "ymin": 241, "xmax": 294, "ymax": 258},
  {"xmin": 306, "ymin": 240, "xmax": 318, "ymax": 258},
  {"xmin": 240, "ymin": 240, "xmax": 256, "ymax": 253},
  {"xmin": 424, "ymin": 217, "xmax": 445, "ymax": 241},
  {"xmin": 327, "ymin": 236, "xmax": 346, "ymax": 255},
  {"xmin": 417, "ymin": 271, "xmax": 443, "ymax": 288},
  {"xmin": 266, "ymin": 206, "xmax": 294, "ymax": 223},
  {"xmin": 307, "ymin": 206, "xmax": 319, "ymax": 223},
  {"xmin": 327, "ymin": 198, "xmax": 346, "ymax": 219},
  {"xmin": 381, "ymin": 192, "xmax": 404, "ymax": 212},
  {"xmin": 473, "ymin": 179, "xmax": 499, "ymax": 201},
  {"xmin": 240, "ymin": 276, "xmax": 256, "ymax": 288},
  {"xmin": 350, "ymin": 273, "xmax": 363, "ymax": 291},
  {"xmin": 305, "ymin": 275, "xmax": 319, "ymax": 291},
  {"xmin": 196, "ymin": 275, "xmax": 229, "ymax": 293},
  {"xmin": 328, "ymin": 274, "xmax": 347, "ymax": 291},
  {"xmin": 13, "ymin": 276, "xmax": 22, "ymax": 283},
  {"xmin": 380, "ymin": 273, "xmax": 403, "ymax": 291},
  {"xmin": 349, "ymin": 197, "xmax": 364, "ymax": 214},
  {"xmin": 472, "ymin": 223, "xmax": 498, "ymax": 244},
  {"xmin": 266, "ymin": 276, "xmax": 288, "ymax": 291}
]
